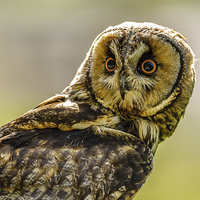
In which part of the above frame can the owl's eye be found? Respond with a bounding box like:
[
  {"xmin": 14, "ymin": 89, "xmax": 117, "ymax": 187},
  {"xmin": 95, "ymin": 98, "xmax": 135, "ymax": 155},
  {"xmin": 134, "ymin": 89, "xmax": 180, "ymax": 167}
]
[
  {"xmin": 140, "ymin": 60, "xmax": 157, "ymax": 75},
  {"xmin": 105, "ymin": 57, "xmax": 116, "ymax": 72}
]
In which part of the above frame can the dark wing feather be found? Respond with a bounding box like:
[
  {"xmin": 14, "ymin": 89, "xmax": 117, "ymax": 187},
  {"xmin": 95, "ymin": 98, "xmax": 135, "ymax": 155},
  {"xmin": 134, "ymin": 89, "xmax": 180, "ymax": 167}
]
[{"xmin": 0, "ymin": 127, "xmax": 153, "ymax": 200}]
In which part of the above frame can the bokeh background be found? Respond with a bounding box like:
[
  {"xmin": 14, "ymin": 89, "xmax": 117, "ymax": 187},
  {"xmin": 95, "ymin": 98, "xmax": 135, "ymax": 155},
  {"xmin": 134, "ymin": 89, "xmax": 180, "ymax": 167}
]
[{"xmin": 0, "ymin": 0, "xmax": 199, "ymax": 199}]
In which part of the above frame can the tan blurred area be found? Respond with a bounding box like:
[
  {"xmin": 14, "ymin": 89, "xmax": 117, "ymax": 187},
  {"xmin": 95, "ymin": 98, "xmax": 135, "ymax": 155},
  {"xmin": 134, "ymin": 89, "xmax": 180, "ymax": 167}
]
[{"xmin": 0, "ymin": 0, "xmax": 199, "ymax": 199}]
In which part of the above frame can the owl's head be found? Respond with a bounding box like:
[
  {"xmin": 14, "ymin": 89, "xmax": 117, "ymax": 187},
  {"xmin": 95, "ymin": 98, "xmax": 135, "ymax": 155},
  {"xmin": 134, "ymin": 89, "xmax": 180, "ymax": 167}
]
[{"xmin": 66, "ymin": 22, "xmax": 195, "ymax": 141}]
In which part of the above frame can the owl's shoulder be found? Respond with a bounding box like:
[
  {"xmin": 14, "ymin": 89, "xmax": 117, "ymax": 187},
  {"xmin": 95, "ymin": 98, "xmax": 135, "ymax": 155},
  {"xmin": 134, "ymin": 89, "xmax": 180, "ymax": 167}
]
[{"xmin": 0, "ymin": 94, "xmax": 115, "ymax": 138}]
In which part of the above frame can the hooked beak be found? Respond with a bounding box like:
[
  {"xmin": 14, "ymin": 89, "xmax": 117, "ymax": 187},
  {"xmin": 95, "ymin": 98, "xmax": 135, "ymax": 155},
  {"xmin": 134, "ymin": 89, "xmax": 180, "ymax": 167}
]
[
  {"xmin": 120, "ymin": 78, "xmax": 129, "ymax": 100},
  {"xmin": 120, "ymin": 83, "xmax": 126, "ymax": 100}
]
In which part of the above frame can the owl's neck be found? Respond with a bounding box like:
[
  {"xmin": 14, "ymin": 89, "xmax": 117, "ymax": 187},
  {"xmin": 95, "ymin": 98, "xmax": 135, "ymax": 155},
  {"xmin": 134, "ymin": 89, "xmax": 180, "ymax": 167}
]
[
  {"xmin": 63, "ymin": 83, "xmax": 160, "ymax": 153},
  {"xmin": 112, "ymin": 117, "xmax": 159, "ymax": 154}
]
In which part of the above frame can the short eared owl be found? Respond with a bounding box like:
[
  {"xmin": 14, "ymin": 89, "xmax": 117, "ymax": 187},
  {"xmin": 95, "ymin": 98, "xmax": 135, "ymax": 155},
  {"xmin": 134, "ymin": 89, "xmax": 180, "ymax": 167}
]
[{"xmin": 0, "ymin": 22, "xmax": 195, "ymax": 199}]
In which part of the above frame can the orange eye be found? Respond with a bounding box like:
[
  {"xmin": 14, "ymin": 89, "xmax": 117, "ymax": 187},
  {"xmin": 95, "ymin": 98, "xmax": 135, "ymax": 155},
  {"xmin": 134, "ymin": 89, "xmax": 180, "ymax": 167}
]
[
  {"xmin": 141, "ymin": 60, "xmax": 157, "ymax": 75},
  {"xmin": 105, "ymin": 57, "xmax": 116, "ymax": 72}
]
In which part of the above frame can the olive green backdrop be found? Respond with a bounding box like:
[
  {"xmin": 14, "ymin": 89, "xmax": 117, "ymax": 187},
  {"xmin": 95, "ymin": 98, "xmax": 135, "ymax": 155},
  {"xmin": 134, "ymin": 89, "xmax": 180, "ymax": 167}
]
[{"xmin": 0, "ymin": 0, "xmax": 199, "ymax": 199}]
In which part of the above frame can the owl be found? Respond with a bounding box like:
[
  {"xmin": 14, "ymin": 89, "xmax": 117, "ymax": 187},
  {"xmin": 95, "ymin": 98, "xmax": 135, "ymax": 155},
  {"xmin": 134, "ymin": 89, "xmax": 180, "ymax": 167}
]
[{"xmin": 0, "ymin": 22, "xmax": 195, "ymax": 199}]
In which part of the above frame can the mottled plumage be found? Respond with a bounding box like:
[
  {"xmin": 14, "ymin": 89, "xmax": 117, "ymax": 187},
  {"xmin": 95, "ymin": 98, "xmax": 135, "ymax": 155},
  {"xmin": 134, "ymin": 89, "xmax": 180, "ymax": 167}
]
[{"xmin": 0, "ymin": 22, "xmax": 195, "ymax": 199}]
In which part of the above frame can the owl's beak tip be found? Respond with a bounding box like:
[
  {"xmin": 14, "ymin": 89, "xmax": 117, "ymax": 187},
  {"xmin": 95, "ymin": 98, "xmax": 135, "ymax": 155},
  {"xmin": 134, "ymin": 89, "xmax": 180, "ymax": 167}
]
[
  {"xmin": 120, "ymin": 78, "xmax": 129, "ymax": 100},
  {"xmin": 120, "ymin": 85, "xmax": 126, "ymax": 100},
  {"xmin": 120, "ymin": 88, "xmax": 126, "ymax": 100}
]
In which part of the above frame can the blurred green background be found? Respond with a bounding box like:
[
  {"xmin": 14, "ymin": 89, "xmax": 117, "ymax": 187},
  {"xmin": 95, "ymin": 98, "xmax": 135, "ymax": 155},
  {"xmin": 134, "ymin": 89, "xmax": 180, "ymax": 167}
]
[{"xmin": 0, "ymin": 0, "xmax": 199, "ymax": 199}]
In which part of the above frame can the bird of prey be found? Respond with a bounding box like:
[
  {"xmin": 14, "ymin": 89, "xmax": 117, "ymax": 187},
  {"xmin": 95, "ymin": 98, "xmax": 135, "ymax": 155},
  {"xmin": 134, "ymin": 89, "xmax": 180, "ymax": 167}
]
[{"xmin": 0, "ymin": 22, "xmax": 195, "ymax": 199}]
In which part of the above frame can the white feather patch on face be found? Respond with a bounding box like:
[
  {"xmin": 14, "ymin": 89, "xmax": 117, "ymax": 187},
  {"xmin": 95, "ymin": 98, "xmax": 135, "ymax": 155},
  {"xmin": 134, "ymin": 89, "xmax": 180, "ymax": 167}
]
[
  {"xmin": 119, "ymin": 90, "xmax": 144, "ymax": 110},
  {"xmin": 120, "ymin": 75, "xmax": 156, "ymax": 110},
  {"xmin": 102, "ymin": 75, "xmax": 119, "ymax": 90}
]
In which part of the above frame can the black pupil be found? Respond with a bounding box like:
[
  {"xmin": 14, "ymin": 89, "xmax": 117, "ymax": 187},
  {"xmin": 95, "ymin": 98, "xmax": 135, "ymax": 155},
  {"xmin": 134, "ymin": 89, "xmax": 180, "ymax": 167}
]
[
  {"xmin": 107, "ymin": 59, "xmax": 115, "ymax": 69},
  {"xmin": 143, "ymin": 61, "xmax": 154, "ymax": 72}
]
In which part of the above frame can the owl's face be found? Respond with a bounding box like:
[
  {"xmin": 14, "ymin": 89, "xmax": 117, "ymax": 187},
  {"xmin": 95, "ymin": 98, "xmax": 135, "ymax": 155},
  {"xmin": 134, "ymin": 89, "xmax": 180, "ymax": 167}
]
[
  {"xmin": 80, "ymin": 22, "xmax": 195, "ymax": 119},
  {"xmin": 65, "ymin": 22, "xmax": 194, "ymax": 143}
]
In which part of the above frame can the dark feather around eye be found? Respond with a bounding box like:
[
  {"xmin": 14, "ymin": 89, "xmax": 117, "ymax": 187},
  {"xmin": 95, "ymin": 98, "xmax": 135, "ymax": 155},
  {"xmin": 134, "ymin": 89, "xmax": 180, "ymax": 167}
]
[
  {"xmin": 106, "ymin": 49, "xmax": 115, "ymax": 60},
  {"xmin": 139, "ymin": 51, "xmax": 154, "ymax": 62}
]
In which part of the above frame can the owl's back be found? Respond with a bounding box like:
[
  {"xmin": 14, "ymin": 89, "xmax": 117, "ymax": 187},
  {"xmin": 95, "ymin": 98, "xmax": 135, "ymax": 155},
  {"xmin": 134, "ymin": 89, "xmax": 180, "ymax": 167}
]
[{"xmin": 0, "ymin": 128, "xmax": 153, "ymax": 199}]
